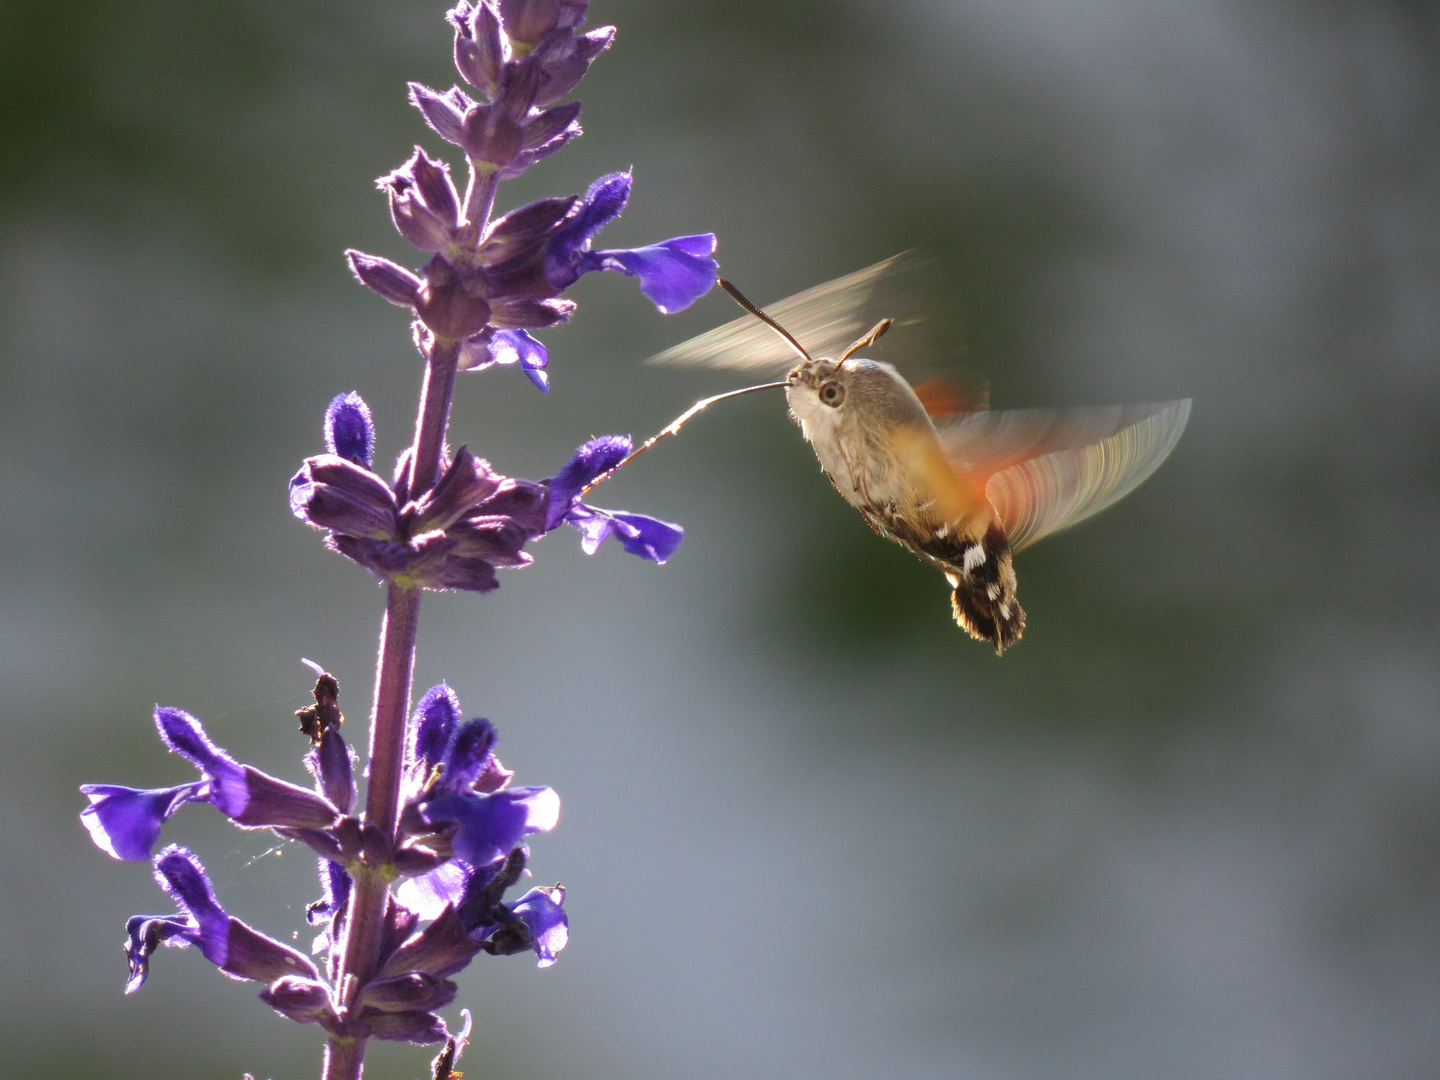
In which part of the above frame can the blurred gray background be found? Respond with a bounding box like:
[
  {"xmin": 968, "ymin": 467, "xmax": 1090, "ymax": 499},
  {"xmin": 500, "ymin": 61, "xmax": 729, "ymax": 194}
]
[{"xmin": 3, "ymin": 0, "xmax": 1439, "ymax": 1077}]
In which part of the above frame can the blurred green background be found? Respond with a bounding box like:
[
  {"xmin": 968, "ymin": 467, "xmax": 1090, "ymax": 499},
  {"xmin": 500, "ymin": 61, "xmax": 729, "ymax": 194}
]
[{"xmin": 3, "ymin": 0, "xmax": 1439, "ymax": 1077}]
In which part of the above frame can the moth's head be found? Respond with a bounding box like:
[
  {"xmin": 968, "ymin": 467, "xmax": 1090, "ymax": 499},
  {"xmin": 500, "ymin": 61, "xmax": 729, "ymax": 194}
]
[{"xmin": 785, "ymin": 357, "xmax": 929, "ymax": 430}]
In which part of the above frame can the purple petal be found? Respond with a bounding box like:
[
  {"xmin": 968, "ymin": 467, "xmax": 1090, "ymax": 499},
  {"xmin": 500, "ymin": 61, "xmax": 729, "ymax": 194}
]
[
  {"xmin": 309, "ymin": 727, "xmax": 355, "ymax": 815},
  {"xmin": 498, "ymin": 122, "xmax": 582, "ymax": 179},
  {"xmin": 408, "ymin": 147, "xmax": 460, "ymax": 228},
  {"xmin": 545, "ymin": 435, "xmax": 631, "ymax": 528},
  {"xmin": 480, "ymin": 195, "xmax": 577, "ymax": 263},
  {"xmin": 499, "ymin": 0, "xmax": 562, "ymax": 46},
  {"xmin": 222, "ymin": 917, "xmax": 323, "ymax": 984},
  {"xmin": 124, "ymin": 914, "xmax": 192, "ymax": 993},
  {"xmin": 583, "ymin": 234, "xmax": 719, "ymax": 313},
  {"xmin": 567, "ymin": 505, "xmax": 613, "ymax": 555},
  {"xmin": 487, "ymin": 295, "xmax": 575, "ymax": 329},
  {"xmin": 308, "ymin": 859, "xmax": 353, "ymax": 928},
  {"xmin": 602, "ymin": 508, "xmax": 685, "ymax": 563},
  {"xmin": 380, "ymin": 905, "xmax": 483, "ymax": 980},
  {"xmin": 442, "ymin": 718, "xmax": 497, "ymax": 792},
  {"xmin": 544, "ymin": 171, "xmax": 632, "ymax": 288},
  {"xmin": 153, "ymin": 845, "xmax": 228, "ymax": 966},
  {"xmin": 421, "ymin": 786, "xmax": 560, "ymax": 867},
  {"xmin": 523, "ymin": 101, "xmax": 581, "ymax": 149},
  {"xmin": 489, "ymin": 328, "xmax": 548, "ymax": 370},
  {"xmin": 510, "ymin": 885, "xmax": 568, "ymax": 967},
  {"xmin": 154, "ymin": 708, "xmax": 248, "ymax": 816},
  {"xmin": 324, "ymin": 392, "xmax": 375, "ymax": 468},
  {"xmin": 412, "ymin": 683, "xmax": 462, "ymax": 769},
  {"xmin": 412, "ymin": 446, "xmax": 503, "ymax": 533},
  {"xmin": 230, "ymin": 766, "xmax": 340, "ymax": 830},
  {"xmin": 395, "ymin": 860, "xmax": 472, "ymax": 922},
  {"xmin": 80, "ymin": 782, "xmax": 204, "ymax": 861}
]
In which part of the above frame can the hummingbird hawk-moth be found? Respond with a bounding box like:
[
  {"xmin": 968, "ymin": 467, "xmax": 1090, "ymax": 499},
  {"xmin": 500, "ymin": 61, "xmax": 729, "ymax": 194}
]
[{"xmin": 596, "ymin": 256, "xmax": 1190, "ymax": 654}]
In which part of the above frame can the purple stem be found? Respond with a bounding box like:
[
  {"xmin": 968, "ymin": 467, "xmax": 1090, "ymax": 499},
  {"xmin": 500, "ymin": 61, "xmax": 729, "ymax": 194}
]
[
  {"xmin": 321, "ymin": 321, "xmax": 467, "ymax": 1080},
  {"xmin": 463, "ymin": 163, "xmax": 501, "ymax": 238},
  {"xmin": 323, "ymin": 1036, "xmax": 367, "ymax": 1080}
]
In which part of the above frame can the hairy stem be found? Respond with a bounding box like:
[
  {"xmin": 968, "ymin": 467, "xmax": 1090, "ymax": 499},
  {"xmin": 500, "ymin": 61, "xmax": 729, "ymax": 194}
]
[
  {"xmin": 324, "ymin": 337, "xmax": 465, "ymax": 1080},
  {"xmin": 411, "ymin": 337, "xmax": 463, "ymax": 493},
  {"xmin": 463, "ymin": 162, "xmax": 501, "ymax": 234},
  {"xmin": 323, "ymin": 1036, "xmax": 367, "ymax": 1080}
]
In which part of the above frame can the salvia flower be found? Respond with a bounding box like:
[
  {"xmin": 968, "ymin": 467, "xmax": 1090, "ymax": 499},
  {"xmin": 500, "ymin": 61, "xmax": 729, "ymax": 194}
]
[
  {"xmin": 544, "ymin": 172, "xmax": 720, "ymax": 314},
  {"xmin": 85, "ymin": 1, "xmax": 717, "ymax": 1072},
  {"xmin": 89, "ymin": 671, "xmax": 570, "ymax": 1046},
  {"xmin": 290, "ymin": 396, "xmax": 682, "ymax": 588},
  {"xmin": 344, "ymin": 1, "xmax": 716, "ymax": 390},
  {"xmin": 125, "ymin": 846, "xmax": 321, "ymax": 995},
  {"xmin": 545, "ymin": 435, "xmax": 685, "ymax": 563},
  {"xmin": 81, "ymin": 706, "xmax": 341, "ymax": 862}
]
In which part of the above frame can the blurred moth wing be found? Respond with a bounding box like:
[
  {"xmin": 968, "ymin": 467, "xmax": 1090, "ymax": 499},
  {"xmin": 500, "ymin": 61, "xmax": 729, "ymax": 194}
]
[
  {"xmin": 975, "ymin": 400, "xmax": 1191, "ymax": 551},
  {"xmin": 881, "ymin": 399, "xmax": 1188, "ymax": 649},
  {"xmin": 646, "ymin": 253, "xmax": 916, "ymax": 371},
  {"xmin": 895, "ymin": 400, "xmax": 1191, "ymax": 551}
]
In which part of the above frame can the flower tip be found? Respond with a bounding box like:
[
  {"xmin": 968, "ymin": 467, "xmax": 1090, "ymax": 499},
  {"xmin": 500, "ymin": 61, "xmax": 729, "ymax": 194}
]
[{"xmin": 325, "ymin": 392, "xmax": 376, "ymax": 467}]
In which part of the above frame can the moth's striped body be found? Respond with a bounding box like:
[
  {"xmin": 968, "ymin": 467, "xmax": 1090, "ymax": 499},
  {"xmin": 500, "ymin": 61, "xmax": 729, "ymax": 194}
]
[{"xmin": 787, "ymin": 355, "xmax": 1024, "ymax": 651}]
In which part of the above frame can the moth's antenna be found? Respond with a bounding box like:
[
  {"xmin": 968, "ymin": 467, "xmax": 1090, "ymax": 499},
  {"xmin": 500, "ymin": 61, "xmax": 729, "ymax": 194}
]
[
  {"xmin": 838, "ymin": 318, "xmax": 892, "ymax": 363},
  {"xmin": 579, "ymin": 380, "xmax": 788, "ymax": 497},
  {"xmin": 718, "ymin": 278, "xmax": 813, "ymax": 364}
]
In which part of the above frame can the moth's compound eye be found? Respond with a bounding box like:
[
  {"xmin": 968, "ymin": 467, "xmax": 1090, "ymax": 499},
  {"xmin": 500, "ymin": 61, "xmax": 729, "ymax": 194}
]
[{"xmin": 819, "ymin": 380, "xmax": 846, "ymax": 408}]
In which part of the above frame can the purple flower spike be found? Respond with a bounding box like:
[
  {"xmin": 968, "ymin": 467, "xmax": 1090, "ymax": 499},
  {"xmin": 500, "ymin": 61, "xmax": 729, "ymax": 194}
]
[
  {"xmin": 79, "ymin": 782, "xmax": 206, "ymax": 861},
  {"xmin": 421, "ymin": 785, "xmax": 560, "ymax": 867},
  {"xmin": 510, "ymin": 884, "xmax": 568, "ymax": 967},
  {"xmin": 325, "ymin": 392, "xmax": 375, "ymax": 468}
]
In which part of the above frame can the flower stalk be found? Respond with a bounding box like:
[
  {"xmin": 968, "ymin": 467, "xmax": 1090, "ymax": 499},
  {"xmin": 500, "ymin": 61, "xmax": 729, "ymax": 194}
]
[{"xmin": 78, "ymin": 4, "xmax": 719, "ymax": 1077}]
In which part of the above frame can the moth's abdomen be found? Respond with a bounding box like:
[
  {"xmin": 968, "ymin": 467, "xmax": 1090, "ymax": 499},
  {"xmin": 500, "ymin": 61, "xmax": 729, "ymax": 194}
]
[
  {"xmin": 872, "ymin": 511, "xmax": 1026, "ymax": 654},
  {"xmin": 935, "ymin": 524, "xmax": 1024, "ymax": 654}
]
